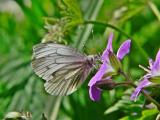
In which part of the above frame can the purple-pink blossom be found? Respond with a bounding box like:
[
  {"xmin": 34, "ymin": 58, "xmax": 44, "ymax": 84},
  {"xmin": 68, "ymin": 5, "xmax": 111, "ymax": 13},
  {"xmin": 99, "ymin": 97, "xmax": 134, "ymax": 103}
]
[
  {"xmin": 131, "ymin": 49, "xmax": 160, "ymax": 101},
  {"xmin": 88, "ymin": 33, "xmax": 131, "ymax": 101}
]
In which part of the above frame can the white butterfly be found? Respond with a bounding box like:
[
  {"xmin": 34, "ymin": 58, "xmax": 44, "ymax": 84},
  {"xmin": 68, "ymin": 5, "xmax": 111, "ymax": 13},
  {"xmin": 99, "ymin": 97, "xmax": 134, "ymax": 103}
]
[{"xmin": 31, "ymin": 42, "xmax": 97, "ymax": 96}]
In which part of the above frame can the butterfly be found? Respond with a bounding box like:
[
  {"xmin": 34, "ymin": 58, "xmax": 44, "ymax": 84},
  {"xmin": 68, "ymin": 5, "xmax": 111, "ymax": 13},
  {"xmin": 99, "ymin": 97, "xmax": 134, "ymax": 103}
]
[{"xmin": 31, "ymin": 42, "xmax": 97, "ymax": 96}]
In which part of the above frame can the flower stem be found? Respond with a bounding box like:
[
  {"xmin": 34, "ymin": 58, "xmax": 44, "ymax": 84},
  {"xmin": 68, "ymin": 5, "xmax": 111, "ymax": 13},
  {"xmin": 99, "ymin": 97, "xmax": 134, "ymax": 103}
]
[
  {"xmin": 148, "ymin": 1, "xmax": 160, "ymax": 22},
  {"xmin": 84, "ymin": 20, "xmax": 131, "ymax": 38},
  {"xmin": 84, "ymin": 20, "xmax": 149, "ymax": 59},
  {"xmin": 120, "ymin": 70, "xmax": 160, "ymax": 110}
]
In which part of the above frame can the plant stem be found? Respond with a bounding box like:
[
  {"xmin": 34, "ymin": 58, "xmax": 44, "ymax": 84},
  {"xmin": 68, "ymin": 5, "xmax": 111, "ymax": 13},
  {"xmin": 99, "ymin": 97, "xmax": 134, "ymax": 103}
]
[
  {"xmin": 148, "ymin": 1, "xmax": 160, "ymax": 22},
  {"xmin": 120, "ymin": 71, "xmax": 160, "ymax": 110},
  {"xmin": 76, "ymin": 0, "xmax": 104, "ymax": 51},
  {"xmin": 84, "ymin": 20, "xmax": 149, "ymax": 59},
  {"xmin": 84, "ymin": 20, "xmax": 131, "ymax": 38},
  {"xmin": 50, "ymin": 97, "xmax": 62, "ymax": 120}
]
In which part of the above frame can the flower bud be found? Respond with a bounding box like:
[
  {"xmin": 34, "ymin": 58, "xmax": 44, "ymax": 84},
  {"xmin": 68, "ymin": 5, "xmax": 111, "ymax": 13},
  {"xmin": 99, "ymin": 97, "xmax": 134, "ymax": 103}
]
[
  {"xmin": 95, "ymin": 79, "xmax": 116, "ymax": 90},
  {"xmin": 149, "ymin": 76, "xmax": 160, "ymax": 84},
  {"xmin": 108, "ymin": 51, "xmax": 122, "ymax": 73}
]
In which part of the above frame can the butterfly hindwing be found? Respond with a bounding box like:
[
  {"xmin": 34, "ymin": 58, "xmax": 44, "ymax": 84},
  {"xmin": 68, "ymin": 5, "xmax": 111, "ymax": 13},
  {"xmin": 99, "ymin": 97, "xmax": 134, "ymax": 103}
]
[{"xmin": 44, "ymin": 67, "xmax": 85, "ymax": 96}]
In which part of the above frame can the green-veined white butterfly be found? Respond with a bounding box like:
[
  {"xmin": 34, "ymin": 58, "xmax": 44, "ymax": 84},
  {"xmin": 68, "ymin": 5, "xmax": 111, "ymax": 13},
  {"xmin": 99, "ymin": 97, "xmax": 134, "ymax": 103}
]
[{"xmin": 31, "ymin": 42, "xmax": 97, "ymax": 96}]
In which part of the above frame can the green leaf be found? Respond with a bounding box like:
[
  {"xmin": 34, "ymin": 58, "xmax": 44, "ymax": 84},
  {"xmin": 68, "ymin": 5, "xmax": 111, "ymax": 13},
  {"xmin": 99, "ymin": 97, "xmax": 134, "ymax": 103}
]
[
  {"xmin": 120, "ymin": 116, "xmax": 138, "ymax": 120},
  {"xmin": 58, "ymin": 0, "xmax": 84, "ymax": 28},
  {"xmin": 104, "ymin": 89, "xmax": 133, "ymax": 115},
  {"xmin": 139, "ymin": 108, "xmax": 158, "ymax": 120}
]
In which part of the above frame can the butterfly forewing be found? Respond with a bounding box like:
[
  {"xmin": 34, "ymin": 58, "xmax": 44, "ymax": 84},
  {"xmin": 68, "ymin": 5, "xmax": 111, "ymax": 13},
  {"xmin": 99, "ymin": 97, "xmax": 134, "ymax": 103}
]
[{"xmin": 32, "ymin": 42, "xmax": 94, "ymax": 96}]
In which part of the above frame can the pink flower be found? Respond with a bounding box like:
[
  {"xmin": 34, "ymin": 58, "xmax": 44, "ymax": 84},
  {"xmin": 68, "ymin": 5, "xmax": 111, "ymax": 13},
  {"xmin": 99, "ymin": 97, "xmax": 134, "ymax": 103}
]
[
  {"xmin": 88, "ymin": 33, "xmax": 131, "ymax": 101},
  {"xmin": 131, "ymin": 49, "xmax": 160, "ymax": 101}
]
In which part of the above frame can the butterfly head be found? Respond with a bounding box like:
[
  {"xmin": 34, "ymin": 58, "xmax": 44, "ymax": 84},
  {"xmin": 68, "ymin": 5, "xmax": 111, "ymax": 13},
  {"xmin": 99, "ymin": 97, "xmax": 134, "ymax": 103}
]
[{"xmin": 87, "ymin": 55, "xmax": 100, "ymax": 67}]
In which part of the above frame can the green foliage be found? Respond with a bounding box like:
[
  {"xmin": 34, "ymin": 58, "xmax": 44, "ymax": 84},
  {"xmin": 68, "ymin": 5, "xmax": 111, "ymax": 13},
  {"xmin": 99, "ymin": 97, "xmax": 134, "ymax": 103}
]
[
  {"xmin": 0, "ymin": 0, "xmax": 160, "ymax": 120},
  {"xmin": 58, "ymin": 0, "xmax": 84, "ymax": 28},
  {"xmin": 42, "ymin": 0, "xmax": 84, "ymax": 44},
  {"xmin": 140, "ymin": 108, "xmax": 158, "ymax": 120}
]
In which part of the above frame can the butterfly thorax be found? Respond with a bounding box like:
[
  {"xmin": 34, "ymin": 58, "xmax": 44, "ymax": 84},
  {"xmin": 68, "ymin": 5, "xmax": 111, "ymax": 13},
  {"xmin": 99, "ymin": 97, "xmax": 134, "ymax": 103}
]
[{"xmin": 86, "ymin": 55, "xmax": 97, "ymax": 68}]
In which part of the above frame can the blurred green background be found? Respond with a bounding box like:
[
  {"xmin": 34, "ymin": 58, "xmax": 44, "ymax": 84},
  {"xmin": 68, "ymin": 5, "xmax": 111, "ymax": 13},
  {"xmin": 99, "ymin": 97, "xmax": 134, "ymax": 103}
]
[{"xmin": 0, "ymin": 0, "xmax": 160, "ymax": 119}]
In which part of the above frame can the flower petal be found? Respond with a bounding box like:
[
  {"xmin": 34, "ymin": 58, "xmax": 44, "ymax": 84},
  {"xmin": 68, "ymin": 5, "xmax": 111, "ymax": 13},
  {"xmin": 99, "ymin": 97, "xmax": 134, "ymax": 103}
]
[
  {"xmin": 130, "ymin": 88, "xmax": 141, "ymax": 102},
  {"xmin": 107, "ymin": 32, "xmax": 113, "ymax": 52},
  {"xmin": 152, "ymin": 49, "xmax": 160, "ymax": 76},
  {"xmin": 101, "ymin": 33, "xmax": 113, "ymax": 61},
  {"xmin": 117, "ymin": 40, "xmax": 131, "ymax": 60},
  {"xmin": 89, "ymin": 85, "xmax": 101, "ymax": 101},
  {"xmin": 155, "ymin": 49, "xmax": 160, "ymax": 62},
  {"xmin": 88, "ymin": 62, "xmax": 107, "ymax": 86},
  {"xmin": 130, "ymin": 78, "xmax": 151, "ymax": 101},
  {"xmin": 149, "ymin": 58, "xmax": 154, "ymax": 70}
]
